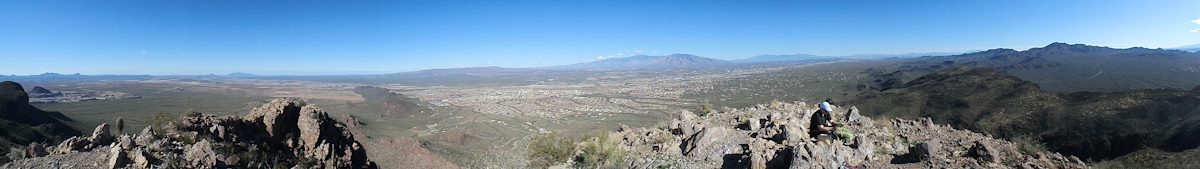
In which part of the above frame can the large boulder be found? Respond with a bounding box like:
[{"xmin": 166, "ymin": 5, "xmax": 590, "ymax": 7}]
[
  {"xmin": 130, "ymin": 147, "xmax": 153, "ymax": 168},
  {"xmin": 184, "ymin": 140, "xmax": 222, "ymax": 168},
  {"xmin": 24, "ymin": 143, "xmax": 48, "ymax": 158},
  {"xmin": 968, "ymin": 141, "xmax": 997, "ymax": 163},
  {"xmin": 845, "ymin": 106, "xmax": 861, "ymax": 124},
  {"xmin": 780, "ymin": 125, "xmax": 805, "ymax": 145},
  {"xmin": 789, "ymin": 142, "xmax": 841, "ymax": 169},
  {"xmin": 298, "ymin": 104, "xmax": 333, "ymax": 150},
  {"xmin": 117, "ymin": 135, "xmax": 134, "ymax": 150},
  {"xmin": 683, "ymin": 127, "xmax": 739, "ymax": 161},
  {"xmin": 134, "ymin": 126, "xmax": 155, "ymax": 146},
  {"xmin": 906, "ymin": 142, "xmax": 936, "ymax": 162},
  {"xmin": 89, "ymin": 123, "xmax": 113, "ymax": 145},
  {"xmin": 245, "ymin": 98, "xmax": 302, "ymax": 140},
  {"xmin": 52, "ymin": 136, "xmax": 88, "ymax": 154},
  {"xmin": 107, "ymin": 145, "xmax": 127, "ymax": 169}
]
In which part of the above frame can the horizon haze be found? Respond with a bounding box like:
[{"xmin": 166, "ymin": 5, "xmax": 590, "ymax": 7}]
[{"xmin": 2, "ymin": 0, "xmax": 1199, "ymax": 75}]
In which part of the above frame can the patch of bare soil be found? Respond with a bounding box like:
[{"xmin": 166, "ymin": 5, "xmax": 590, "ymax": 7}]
[{"xmin": 367, "ymin": 137, "xmax": 460, "ymax": 169}]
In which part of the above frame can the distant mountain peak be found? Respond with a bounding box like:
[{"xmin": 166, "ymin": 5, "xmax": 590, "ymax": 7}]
[
  {"xmin": 1030, "ymin": 42, "xmax": 1113, "ymax": 53},
  {"xmin": 1041, "ymin": 42, "xmax": 1087, "ymax": 49},
  {"xmin": 1045, "ymin": 42, "xmax": 1073, "ymax": 47},
  {"xmin": 29, "ymin": 86, "xmax": 52, "ymax": 94},
  {"xmin": 226, "ymin": 72, "xmax": 258, "ymax": 77}
]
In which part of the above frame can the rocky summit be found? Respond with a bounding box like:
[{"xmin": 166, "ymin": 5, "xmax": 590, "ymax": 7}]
[
  {"xmin": 1, "ymin": 98, "xmax": 377, "ymax": 169},
  {"xmin": 605, "ymin": 102, "xmax": 1087, "ymax": 169}
]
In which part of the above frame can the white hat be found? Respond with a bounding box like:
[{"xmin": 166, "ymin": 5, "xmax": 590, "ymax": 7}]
[{"xmin": 819, "ymin": 102, "xmax": 832, "ymax": 112}]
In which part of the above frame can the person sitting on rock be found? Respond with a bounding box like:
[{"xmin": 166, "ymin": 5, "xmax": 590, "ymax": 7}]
[{"xmin": 810, "ymin": 100, "xmax": 855, "ymax": 146}]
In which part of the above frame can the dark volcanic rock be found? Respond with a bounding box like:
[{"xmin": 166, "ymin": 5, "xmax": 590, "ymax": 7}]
[
  {"xmin": 28, "ymin": 86, "xmax": 51, "ymax": 94},
  {"xmin": 0, "ymin": 81, "xmax": 81, "ymax": 156}
]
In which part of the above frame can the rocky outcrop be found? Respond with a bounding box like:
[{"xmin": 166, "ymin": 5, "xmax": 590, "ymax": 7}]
[
  {"xmin": 28, "ymin": 86, "xmax": 51, "ymax": 94},
  {"xmin": 107, "ymin": 146, "xmax": 126, "ymax": 169},
  {"xmin": 4, "ymin": 98, "xmax": 377, "ymax": 169},
  {"xmin": 608, "ymin": 101, "xmax": 1087, "ymax": 169},
  {"xmin": 0, "ymin": 81, "xmax": 81, "ymax": 158},
  {"xmin": 89, "ymin": 123, "xmax": 112, "ymax": 145},
  {"xmin": 244, "ymin": 99, "xmax": 301, "ymax": 142},
  {"xmin": 25, "ymin": 86, "xmax": 62, "ymax": 98},
  {"xmin": 50, "ymin": 123, "xmax": 114, "ymax": 154},
  {"xmin": 184, "ymin": 140, "xmax": 221, "ymax": 168},
  {"xmin": 968, "ymin": 141, "xmax": 997, "ymax": 163}
]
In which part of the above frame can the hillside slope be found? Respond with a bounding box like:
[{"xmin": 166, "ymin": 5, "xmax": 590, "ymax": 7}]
[
  {"xmin": 851, "ymin": 67, "xmax": 1200, "ymax": 161},
  {"xmin": 0, "ymin": 81, "xmax": 82, "ymax": 162}
]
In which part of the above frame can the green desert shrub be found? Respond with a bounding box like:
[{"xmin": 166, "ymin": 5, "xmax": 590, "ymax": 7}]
[
  {"xmin": 1013, "ymin": 135, "xmax": 1047, "ymax": 156},
  {"xmin": 574, "ymin": 132, "xmax": 624, "ymax": 169},
  {"xmin": 769, "ymin": 99, "xmax": 783, "ymax": 109},
  {"xmin": 695, "ymin": 101, "xmax": 715, "ymax": 117},
  {"xmin": 6, "ymin": 146, "xmax": 24, "ymax": 161},
  {"xmin": 150, "ymin": 112, "xmax": 176, "ymax": 133},
  {"xmin": 526, "ymin": 133, "xmax": 576, "ymax": 168}
]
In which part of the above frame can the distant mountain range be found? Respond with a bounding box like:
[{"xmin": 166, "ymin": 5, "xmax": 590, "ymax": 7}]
[
  {"xmin": 381, "ymin": 66, "xmax": 542, "ymax": 78},
  {"xmin": 843, "ymin": 52, "xmax": 967, "ymax": 59},
  {"xmin": 548, "ymin": 54, "xmax": 731, "ymax": 70},
  {"xmin": 226, "ymin": 72, "xmax": 258, "ymax": 77},
  {"xmin": 547, "ymin": 52, "xmax": 965, "ymax": 70},
  {"xmin": 2, "ymin": 51, "xmax": 966, "ymax": 81},
  {"xmin": 724, "ymin": 51, "xmax": 960, "ymax": 63},
  {"xmin": 367, "ymin": 52, "xmax": 964, "ymax": 78},
  {"xmin": 865, "ymin": 42, "xmax": 1200, "ymax": 92},
  {"xmin": 731, "ymin": 54, "xmax": 842, "ymax": 63},
  {"xmin": 1173, "ymin": 44, "xmax": 1200, "ymax": 52}
]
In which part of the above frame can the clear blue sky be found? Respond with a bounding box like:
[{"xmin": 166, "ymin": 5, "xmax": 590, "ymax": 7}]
[{"xmin": 2, "ymin": 0, "xmax": 1199, "ymax": 75}]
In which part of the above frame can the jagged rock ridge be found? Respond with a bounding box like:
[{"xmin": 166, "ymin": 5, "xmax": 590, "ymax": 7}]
[
  {"xmin": 605, "ymin": 101, "xmax": 1086, "ymax": 169},
  {"xmin": 3, "ymin": 98, "xmax": 377, "ymax": 169}
]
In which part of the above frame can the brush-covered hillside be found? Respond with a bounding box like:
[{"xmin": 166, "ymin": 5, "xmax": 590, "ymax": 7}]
[
  {"xmin": 864, "ymin": 43, "xmax": 1200, "ymax": 93},
  {"xmin": 851, "ymin": 67, "xmax": 1200, "ymax": 162}
]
